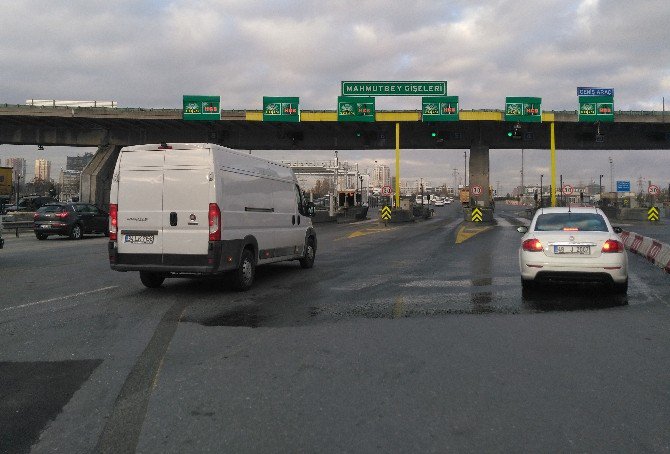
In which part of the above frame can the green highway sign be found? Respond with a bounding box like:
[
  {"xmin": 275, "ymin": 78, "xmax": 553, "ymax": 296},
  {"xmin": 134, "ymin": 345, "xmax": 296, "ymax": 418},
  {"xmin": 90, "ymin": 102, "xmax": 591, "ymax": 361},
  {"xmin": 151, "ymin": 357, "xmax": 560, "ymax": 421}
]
[
  {"xmin": 263, "ymin": 97, "xmax": 300, "ymax": 122},
  {"xmin": 182, "ymin": 95, "xmax": 220, "ymax": 121},
  {"xmin": 579, "ymin": 96, "xmax": 614, "ymax": 122},
  {"xmin": 422, "ymin": 96, "xmax": 459, "ymax": 122},
  {"xmin": 337, "ymin": 96, "xmax": 375, "ymax": 122},
  {"xmin": 505, "ymin": 97, "xmax": 542, "ymax": 123},
  {"xmin": 341, "ymin": 81, "xmax": 446, "ymax": 97}
]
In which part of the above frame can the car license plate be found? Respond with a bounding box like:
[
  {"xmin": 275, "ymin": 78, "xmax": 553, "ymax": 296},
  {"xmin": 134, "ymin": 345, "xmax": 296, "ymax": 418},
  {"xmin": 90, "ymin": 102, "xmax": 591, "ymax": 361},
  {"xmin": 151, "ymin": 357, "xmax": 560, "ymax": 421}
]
[
  {"xmin": 554, "ymin": 245, "xmax": 590, "ymax": 255},
  {"xmin": 124, "ymin": 235, "xmax": 154, "ymax": 244}
]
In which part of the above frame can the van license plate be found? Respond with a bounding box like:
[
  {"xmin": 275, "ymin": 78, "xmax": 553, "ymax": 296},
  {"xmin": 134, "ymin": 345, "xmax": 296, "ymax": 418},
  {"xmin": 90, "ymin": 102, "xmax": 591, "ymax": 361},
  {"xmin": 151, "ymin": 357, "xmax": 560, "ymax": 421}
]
[{"xmin": 124, "ymin": 235, "xmax": 154, "ymax": 244}]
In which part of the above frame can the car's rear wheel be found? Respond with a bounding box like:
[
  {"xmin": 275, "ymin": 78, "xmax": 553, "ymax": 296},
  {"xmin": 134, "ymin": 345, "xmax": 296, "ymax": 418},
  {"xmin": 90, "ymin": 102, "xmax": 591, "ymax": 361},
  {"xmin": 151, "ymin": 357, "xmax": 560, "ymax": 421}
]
[
  {"xmin": 521, "ymin": 278, "xmax": 536, "ymax": 293},
  {"xmin": 35, "ymin": 232, "xmax": 48, "ymax": 240},
  {"xmin": 231, "ymin": 249, "xmax": 255, "ymax": 291},
  {"xmin": 299, "ymin": 237, "xmax": 316, "ymax": 269},
  {"xmin": 612, "ymin": 279, "xmax": 628, "ymax": 295},
  {"xmin": 140, "ymin": 271, "xmax": 165, "ymax": 288},
  {"xmin": 69, "ymin": 223, "xmax": 83, "ymax": 240}
]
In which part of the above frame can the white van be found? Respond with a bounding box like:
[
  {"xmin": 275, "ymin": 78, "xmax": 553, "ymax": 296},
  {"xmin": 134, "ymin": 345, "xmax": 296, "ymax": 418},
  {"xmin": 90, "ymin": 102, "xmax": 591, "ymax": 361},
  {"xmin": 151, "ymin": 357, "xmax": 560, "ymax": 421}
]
[{"xmin": 108, "ymin": 143, "xmax": 316, "ymax": 289}]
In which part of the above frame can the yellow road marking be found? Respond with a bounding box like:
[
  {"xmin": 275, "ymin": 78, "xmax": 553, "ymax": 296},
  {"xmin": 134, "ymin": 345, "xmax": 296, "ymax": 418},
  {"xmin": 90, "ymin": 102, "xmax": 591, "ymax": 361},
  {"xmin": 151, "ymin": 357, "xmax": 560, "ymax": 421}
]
[
  {"xmin": 455, "ymin": 225, "xmax": 492, "ymax": 244},
  {"xmin": 335, "ymin": 225, "xmax": 397, "ymax": 241},
  {"xmin": 392, "ymin": 296, "xmax": 405, "ymax": 318}
]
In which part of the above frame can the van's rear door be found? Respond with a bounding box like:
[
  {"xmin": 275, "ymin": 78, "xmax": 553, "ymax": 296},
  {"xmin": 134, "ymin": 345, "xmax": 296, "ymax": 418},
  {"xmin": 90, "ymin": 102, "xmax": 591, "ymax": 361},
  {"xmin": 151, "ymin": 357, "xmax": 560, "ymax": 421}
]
[
  {"xmin": 162, "ymin": 148, "xmax": 212, "ymax": 259},
  {"xmin": 116, "ymin": 149, "xmax": 165, "ymax": 256}
]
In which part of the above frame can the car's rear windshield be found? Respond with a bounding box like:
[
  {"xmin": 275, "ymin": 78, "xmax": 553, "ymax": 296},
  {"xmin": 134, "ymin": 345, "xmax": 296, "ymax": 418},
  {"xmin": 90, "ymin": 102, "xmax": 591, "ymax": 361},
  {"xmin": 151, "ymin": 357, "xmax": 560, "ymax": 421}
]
[
  {"xmin": 534, "ymin": 213, "xmax": 608, "ymax": 232},
  {"xmin": 38, "ymin": 205, "xmax": 66, "ymax": 213}
]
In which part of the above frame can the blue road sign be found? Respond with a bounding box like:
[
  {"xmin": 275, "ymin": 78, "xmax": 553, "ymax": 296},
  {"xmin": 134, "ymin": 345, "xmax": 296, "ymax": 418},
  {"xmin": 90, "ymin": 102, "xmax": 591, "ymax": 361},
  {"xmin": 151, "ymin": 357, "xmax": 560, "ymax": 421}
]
[
  {"xmin": 616, "ymin": 180, "xmax": 630, "ymax": 192},
  {"xmin": 578, "ymin": 87, "xmax": 614, "ymax": 97}
]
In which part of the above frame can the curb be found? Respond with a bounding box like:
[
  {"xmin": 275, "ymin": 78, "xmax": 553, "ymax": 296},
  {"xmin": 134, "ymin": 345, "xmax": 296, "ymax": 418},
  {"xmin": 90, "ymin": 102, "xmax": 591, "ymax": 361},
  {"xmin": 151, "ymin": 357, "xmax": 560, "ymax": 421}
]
[{"xmin": 619, "ymin": 230, "xmax": 670, "ymax": 274}]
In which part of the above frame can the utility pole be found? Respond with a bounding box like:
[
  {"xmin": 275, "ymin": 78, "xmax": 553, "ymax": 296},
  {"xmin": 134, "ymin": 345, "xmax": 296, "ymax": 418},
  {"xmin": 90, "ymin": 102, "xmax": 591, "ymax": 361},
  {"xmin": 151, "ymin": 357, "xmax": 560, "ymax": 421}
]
[{"xmin": 520, "ymin": 148, "xmax": 524, "ymax": 200}]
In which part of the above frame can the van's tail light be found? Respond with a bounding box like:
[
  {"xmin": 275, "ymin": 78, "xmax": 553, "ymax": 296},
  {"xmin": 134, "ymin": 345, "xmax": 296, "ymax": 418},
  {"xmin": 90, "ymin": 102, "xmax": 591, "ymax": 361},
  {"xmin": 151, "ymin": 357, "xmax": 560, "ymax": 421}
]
[
  {"xmin": 522, "ymin": 238, "xmax": 543, "ymax": 252},
  {"xmin": 109, "ymin": 204, "xmax": 118, "ymax": 241},
  {"xmin": 208, "ymin": 203, "xmax": 221, "ymax": 241},
  {"xmin": 602, "ymin": 239, "xmax": 623, "ymax": 253}
]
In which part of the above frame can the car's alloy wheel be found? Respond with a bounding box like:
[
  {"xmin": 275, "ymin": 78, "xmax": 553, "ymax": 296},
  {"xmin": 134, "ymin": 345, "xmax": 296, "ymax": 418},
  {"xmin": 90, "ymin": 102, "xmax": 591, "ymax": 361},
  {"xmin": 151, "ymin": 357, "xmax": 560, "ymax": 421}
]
[{"xmin": 69, "ymin": 224, "xmax": 83, "ymax": 240}]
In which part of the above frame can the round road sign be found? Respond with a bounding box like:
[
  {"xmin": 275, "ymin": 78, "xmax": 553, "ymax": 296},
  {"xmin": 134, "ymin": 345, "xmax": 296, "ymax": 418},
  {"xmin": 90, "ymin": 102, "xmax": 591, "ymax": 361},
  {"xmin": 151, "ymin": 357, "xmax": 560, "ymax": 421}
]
[
  {"xmin": 562, "ymin": 184, "xmax": 573, "ymax": 195},
  {"xmin": 381, "ymin": 185, "xmax": 393, "ymax": 196},
  {"xmin": 648, "ymin": 184, "xmax": 660, "ymax": 195},
  {"xmin": 471, "ymin": 185, "xmax": 483, "ymax": 196}
]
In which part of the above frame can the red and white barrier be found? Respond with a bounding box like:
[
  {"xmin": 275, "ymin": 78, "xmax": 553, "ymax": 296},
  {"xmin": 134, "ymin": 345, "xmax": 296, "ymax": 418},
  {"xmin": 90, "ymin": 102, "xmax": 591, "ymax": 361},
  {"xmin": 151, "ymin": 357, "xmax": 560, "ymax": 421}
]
[{"xmin": 620, "ymin": 230, "xmax": 670, "ymax": 274}]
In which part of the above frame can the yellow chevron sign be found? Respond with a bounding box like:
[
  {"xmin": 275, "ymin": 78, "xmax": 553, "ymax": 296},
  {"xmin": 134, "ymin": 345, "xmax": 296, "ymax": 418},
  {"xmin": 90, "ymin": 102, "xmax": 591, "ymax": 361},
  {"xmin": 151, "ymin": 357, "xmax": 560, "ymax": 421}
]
[
  {"xmin": 648, "ymin": 207, "xmax": 659, "ymax": 221},
  {"xmin": 381, "ymin": 205, "xmax": 392, "ymax": 221},
  {"xmin": 471, "ymin": 207, "xmax": 483, "ymax": 222}
]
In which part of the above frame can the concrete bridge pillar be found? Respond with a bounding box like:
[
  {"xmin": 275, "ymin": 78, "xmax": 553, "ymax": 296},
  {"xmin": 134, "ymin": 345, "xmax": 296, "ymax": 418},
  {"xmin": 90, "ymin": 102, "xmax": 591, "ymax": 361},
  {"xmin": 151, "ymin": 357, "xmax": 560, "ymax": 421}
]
[
  {"xmin": 468, "ymin": 144, "xmax": 491, "ymax": 207},
  {"xmin": 80, "ymin": 144, "xmax": 121, "ymax": 211}
]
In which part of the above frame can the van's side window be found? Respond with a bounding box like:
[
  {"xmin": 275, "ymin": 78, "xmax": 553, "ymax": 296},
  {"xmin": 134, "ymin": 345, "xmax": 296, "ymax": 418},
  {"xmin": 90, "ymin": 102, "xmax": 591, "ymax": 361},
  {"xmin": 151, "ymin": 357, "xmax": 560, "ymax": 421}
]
[{"xmin": 295, "ymin": 185, "xmax": 305, "ymax": 216}]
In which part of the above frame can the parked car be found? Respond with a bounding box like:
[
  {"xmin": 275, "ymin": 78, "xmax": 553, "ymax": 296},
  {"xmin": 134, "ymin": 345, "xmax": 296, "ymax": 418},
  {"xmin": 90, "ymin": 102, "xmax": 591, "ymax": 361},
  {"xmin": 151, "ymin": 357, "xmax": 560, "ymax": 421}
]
[
  {"xmin": 517, "ymin": 207, "xmax": 628, "ymax": 293},
  {"xmin": 33, "ymin": 203, "xmax": 109, "ymax": 240}
]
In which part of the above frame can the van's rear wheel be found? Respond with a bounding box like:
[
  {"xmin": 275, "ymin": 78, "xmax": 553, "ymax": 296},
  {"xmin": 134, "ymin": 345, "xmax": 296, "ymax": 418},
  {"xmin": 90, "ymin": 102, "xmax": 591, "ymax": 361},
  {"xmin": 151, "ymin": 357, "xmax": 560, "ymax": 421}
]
[
  {"xmin": 232, "ymin": 249, "xmax": 255, "ymax": 291},
  {"xmin": 140, "ymin": 271, "xmax": 165, "ymax": 288},
  {"xmin": 299, "ymin": 237, "xmax": 316, "ymax": 269}
]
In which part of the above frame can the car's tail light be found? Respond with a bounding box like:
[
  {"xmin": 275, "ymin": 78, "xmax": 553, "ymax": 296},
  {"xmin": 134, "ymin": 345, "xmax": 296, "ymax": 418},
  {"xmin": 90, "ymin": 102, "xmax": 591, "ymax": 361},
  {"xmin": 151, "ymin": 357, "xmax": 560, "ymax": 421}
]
[
  {"xmin": 109, "ymin": 204, "xmax": 118, "ymax": 241},
  {"xmin": 602, "ymin": 239, "xmax": 623, "ymax": 253},
  {"xmin": 33, "ymin": 212, "xmax": 39, "ymax": 220},
  {"xmin": 55, "ymin": 211, "xmax": 69, "ymax": 219},
  {"xmin": 522, "ymin": 238, "xmax": 543, "ymax": 252},
  {"xmin": 208, "ymin": 203, "xmax": 221, "ymax": 241}
]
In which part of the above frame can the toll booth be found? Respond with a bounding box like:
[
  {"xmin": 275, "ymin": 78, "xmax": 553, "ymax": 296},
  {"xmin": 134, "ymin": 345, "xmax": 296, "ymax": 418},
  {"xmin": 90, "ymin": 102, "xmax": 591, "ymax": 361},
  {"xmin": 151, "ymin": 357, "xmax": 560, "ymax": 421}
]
[{"xmin": 338, "ymin": 190, "xmax": 362, "ymax": 208}]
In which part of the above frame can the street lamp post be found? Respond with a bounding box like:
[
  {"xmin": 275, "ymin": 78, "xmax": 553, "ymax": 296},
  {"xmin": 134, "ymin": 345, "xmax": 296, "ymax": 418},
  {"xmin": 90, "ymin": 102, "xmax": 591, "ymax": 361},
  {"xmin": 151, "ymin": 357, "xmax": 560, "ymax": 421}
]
[
  {"xmin": 463, "ymin": 151, "xmax": 467, "ymax": 187},
  {"xmin": 609, "ymin": 157, "xmax": 613, "ymax": 192},
  {"xmin": 540, "ymin": 174, "xmax": 544, "ymax": 207},
  {"xmin": 599, "ymin": 174, "xmax": 603, "ymax": 205}
]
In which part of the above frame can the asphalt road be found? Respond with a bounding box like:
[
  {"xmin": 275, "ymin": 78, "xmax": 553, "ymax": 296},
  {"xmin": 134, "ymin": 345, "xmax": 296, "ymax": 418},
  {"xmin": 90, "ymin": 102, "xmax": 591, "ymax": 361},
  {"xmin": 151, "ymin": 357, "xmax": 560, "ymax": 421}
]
[{"xmin": 1, "ymin": 204, "xmax": 669, "ymax": 453}]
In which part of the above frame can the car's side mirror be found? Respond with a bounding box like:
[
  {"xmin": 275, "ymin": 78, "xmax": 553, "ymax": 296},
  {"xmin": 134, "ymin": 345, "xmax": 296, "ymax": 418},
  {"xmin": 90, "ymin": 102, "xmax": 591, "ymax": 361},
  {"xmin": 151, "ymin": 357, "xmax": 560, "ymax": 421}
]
[
  {"xmin": 517, "ymin": 226, "xmax": 528, "ymax": 234},
  {"xmin": 613, "ymin": 226, "xmax": 623, "ymax": 234}
]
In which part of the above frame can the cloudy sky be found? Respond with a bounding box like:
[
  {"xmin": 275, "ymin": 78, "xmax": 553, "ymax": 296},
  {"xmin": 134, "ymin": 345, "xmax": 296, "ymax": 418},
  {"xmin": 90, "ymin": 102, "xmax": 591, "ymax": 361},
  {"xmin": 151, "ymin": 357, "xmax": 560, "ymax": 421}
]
[{"xmin": 1, "ymin": 0, "xmax": 669, "ymax": 194}]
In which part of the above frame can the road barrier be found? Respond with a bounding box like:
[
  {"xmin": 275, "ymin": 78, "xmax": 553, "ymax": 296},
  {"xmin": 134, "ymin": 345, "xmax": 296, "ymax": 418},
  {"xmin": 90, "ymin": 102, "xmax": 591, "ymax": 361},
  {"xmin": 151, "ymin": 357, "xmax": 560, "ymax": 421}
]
[{"xmin": 619, "ymin": 230, "xmax": 670, "ymax": 274}]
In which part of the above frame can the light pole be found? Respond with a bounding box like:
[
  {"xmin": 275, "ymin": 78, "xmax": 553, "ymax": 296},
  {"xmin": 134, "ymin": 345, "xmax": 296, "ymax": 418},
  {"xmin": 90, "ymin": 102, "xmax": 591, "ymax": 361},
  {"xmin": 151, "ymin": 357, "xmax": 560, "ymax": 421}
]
[
  {"xmin": 609, "ymin": 156, "xmax": 613, "ymax": 192},
  {"xmin": 540, "ymin": 174, "xmax": 544, "ymax": 207},
  {"xmin": 599, "ymin": 174, "xmax": 603, "ymax": 205},
  {"xmin": 520, "ymin": 148, "xmax": 524, "ymax": 201},
  {"xmin": 463, "ymin": 151, "xmax": 467, "ymax": 187}
]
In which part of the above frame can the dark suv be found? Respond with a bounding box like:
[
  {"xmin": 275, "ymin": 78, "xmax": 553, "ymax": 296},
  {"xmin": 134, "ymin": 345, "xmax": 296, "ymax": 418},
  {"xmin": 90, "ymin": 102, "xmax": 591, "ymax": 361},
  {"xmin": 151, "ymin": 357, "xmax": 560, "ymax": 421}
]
[{"xmin": 34, "ymin": 203, "xmax": 109, "ymax": 240}]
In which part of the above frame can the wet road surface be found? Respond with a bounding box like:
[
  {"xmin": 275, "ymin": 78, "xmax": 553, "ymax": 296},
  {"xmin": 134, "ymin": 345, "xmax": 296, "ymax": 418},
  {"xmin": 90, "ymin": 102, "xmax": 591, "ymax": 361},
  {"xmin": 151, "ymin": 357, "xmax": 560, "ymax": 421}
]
[{"xmin": 1, "ymin": 204, "xmax": 669, "ymax": 452}]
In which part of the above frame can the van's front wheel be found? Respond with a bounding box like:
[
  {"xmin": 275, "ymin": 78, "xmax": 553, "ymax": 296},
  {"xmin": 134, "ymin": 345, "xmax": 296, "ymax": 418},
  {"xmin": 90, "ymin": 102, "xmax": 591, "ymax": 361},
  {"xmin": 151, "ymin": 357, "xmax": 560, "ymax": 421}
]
[
  {"xmin": 140, "ymin": 271, "xmax": 165, "ymax": 288},
  {"xmin": 232, "ymin": 249, "xmax": 255, "ymax": 291},
  {"xmin": 299, "ymin": 237, "xmax": 316, "ymax": 269}
]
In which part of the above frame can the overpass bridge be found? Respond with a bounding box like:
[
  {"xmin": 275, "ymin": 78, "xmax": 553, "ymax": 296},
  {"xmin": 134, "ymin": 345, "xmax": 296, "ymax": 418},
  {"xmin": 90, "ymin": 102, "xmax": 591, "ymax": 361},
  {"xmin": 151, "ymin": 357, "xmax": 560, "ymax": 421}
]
[{"xmin": 1, "ymin": 104, "xmax": 668, "ymax": 210}]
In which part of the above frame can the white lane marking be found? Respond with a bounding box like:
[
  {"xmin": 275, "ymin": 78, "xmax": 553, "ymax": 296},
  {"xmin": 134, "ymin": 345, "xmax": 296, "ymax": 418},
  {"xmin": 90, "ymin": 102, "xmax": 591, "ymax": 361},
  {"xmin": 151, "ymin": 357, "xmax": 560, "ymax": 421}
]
[{"xmin": 1, "ymin": 286, "xmax": 119, "ymax": 313}]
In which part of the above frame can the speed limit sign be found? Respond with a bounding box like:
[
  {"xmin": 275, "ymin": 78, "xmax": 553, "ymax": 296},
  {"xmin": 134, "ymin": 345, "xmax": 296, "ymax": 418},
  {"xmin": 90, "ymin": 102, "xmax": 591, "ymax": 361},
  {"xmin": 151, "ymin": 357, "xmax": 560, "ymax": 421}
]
[
  {"xmin": 648, "ymin": 184, "xmax": 660, "ymax": 195},
  {"xmin": 381, "ymin": 185, "xmax": 393, "ymax": 196},
  {"xmin": 562, "ymin": 184, "xmax": 573, "ymax": 195},
  {"xmin": 471, "ymin": 185, "xmax": 483, "ymax": 196}
]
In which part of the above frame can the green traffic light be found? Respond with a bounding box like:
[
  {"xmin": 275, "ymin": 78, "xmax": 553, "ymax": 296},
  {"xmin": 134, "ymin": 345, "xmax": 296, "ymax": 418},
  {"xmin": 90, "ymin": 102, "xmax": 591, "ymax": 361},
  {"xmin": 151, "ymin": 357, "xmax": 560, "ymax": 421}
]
[
  {"xmin": 431, "ymin": 132, "xmax": 437, "ymax": 137},
  {"xmin": 507, "ymin": 131, "xmax": 513, "ymax": 137}
]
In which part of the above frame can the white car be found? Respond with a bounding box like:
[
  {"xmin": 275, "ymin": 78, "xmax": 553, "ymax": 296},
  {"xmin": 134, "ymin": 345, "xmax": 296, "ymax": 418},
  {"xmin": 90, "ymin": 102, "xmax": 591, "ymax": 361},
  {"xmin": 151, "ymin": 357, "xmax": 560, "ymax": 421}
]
[
  {"xmin": 517, "ymin": 207, "xmax": 628, "ymax": 293},
  {"xmin": 432, "ymin": 197, "xmax": 445, "ymax": 207}
]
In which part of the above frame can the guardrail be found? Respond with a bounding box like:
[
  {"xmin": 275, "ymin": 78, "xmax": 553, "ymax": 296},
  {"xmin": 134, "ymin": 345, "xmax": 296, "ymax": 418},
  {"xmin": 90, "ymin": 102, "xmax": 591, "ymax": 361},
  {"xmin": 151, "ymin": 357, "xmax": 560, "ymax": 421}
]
[{"xmin": 2, "ymin": 221, "xmax": 34, "ymax": 237}]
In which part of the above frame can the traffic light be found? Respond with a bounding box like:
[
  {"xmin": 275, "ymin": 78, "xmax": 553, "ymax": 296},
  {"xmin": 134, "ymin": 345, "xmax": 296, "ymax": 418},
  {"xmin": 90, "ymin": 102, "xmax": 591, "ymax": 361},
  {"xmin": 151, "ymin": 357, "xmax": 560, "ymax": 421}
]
[
  {"xmin": 430, "ymin": 130, "xmax": 449, "ymax": 143},
  {"xmin": 508, "ymin": 122, "xmax": 522, "ymax": 140}
]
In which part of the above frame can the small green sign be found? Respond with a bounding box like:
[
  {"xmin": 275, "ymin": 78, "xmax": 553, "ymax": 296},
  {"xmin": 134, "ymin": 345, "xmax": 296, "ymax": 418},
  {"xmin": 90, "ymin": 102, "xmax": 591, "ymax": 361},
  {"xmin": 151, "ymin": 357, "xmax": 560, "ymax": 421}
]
[
  {"xmin": 337, "ymin": 96, "xmax": 375, "ymax": 122},
  {"xmin": 263, "ymin": 97, "xmax": 300, "ymax": 122},
  {"xmin": 422, "ymin": 96, "xmax": 459, "ymax": 122},
  {"xmin": 579, "ymin": 96, "xmax": 614, "ymax": 122},
  {"xmin": 182, "ymin": 95, "xmax": 220, "ymax": 121},
  {"xmin": 341, "ymin": 81, "xmax": 446, "ymax": 97},
  {"xmin": 505, "ymin": 97, "xmax": 542, "ymax": 123}
]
